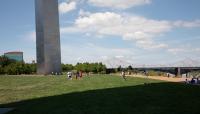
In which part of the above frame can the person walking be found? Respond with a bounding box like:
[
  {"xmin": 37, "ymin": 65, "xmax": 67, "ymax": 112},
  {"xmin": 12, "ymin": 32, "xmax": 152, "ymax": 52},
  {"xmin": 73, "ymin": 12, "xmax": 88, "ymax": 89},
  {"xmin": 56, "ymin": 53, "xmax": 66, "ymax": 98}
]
[
  {"xmin": 67, "ymin": 72, "xmax": 72, "ymax": 80},
  {"xmin": 121, "ymin": 70, "xmax": 126, "ymax": 80},
  {"xmin": 76, "ymin": 71, "xmax": 80, "ymax": 80},
  {"xmin": 79, "ymin": 70, "xmax": 83, "ymax": 78}
]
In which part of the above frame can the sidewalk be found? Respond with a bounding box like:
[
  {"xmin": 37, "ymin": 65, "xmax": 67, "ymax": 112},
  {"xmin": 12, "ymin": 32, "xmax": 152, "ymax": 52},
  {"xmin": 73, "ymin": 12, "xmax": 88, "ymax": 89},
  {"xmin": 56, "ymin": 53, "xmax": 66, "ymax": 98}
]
[{"xmin": 129, "ymin": 75, "xmax": 187, "ymax": 82}]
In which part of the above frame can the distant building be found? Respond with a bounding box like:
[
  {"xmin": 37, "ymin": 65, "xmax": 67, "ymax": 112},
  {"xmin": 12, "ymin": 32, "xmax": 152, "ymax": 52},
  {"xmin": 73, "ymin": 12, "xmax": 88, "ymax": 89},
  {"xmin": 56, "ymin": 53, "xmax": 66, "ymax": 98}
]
[{"xmin": 4, "ymin": 51, "xmax": 23, "ymax": 62}]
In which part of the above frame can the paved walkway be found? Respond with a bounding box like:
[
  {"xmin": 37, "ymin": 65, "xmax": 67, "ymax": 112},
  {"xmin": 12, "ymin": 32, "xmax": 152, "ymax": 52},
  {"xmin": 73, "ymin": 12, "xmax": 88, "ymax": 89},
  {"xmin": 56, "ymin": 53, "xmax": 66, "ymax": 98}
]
[
  {"xmin": 129, "ymin": 75, "xmax": 187, "ymax": 82},
  {"xmin": 0, "ymin": 108, "xmax": 13, "ymax": 114}
]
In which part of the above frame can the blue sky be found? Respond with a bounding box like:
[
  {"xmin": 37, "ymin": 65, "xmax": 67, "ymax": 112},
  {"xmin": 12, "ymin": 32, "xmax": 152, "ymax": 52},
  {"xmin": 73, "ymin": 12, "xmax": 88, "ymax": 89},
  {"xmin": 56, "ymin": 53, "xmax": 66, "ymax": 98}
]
[{"xmin": 0, "ymin": 0, "xmax": 200, "ymax": 66}]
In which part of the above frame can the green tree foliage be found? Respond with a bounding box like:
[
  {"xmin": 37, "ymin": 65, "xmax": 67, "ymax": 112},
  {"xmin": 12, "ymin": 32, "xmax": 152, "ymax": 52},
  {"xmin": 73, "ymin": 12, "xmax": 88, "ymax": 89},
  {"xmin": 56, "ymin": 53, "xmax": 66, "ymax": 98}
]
[
  {"xmin": 0, "ymin": 55, "xmax": 36, "ymax": 75},
  {"xmin": 116, "ymin": 65, "xmax": 122, "ymax": 72},
  {"xmin": 62, "ymin": 64, "xmax": 74, "ymax": 72},
  {"xmin": 127, "ymin": 65, "xmax": 133, "ymax": 70},
  {"xmin": 73, "ymin": 62, "xmax": 106, "ymax": 74},
  {"xmin": 0, "ymin": 54, "xmax": 106, "ymax": 75},
  {"xmin": 0, "ymin": 55, "xmax": 16, "ymax": 67},
  {"xmin": 0, "ymin": 66, "xmax": 5, "ymax": 74},
  {"xmin": 3, "ymin": 62, "xmax": 36, "ymax": 75}
]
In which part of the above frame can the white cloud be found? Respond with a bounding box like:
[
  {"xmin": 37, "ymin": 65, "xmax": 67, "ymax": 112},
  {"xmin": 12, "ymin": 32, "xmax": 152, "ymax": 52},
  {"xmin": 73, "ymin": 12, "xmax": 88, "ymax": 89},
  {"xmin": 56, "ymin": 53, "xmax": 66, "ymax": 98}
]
[
  {"xmin": 168, "ymin": 47, "xmax": 200, "ymax": 54},
  {"xmin": 79, "ymin": 9, "xmax": 91, "ymax": 17},
  {"xmin": 61, "ymin": 11, "xmax": 200, "ymax": 50},
  {"xmin": 167, "ymin": 48, "xmax": 186, "ymax": 54},
  {"xmin": 61, "ymin": 43, "xmax": 135, "ymax": 64},
  {"xmin": 59, "ymin": 1, "xmax": 76, "ymax": 14},
  {"xmin": 115, "ymin": 55, "xmax": 124, "ymax": 58},
  {"xmin": 62, "ymin": 11, "xmax": 171, "ymax": 49},
  {"xmin": 173, "ymin": 20, "xmax": 200, "ymax": 28},
  {"xmin": 135, "ymin": 40, "xmax": 168, "ymax": 49},
  {"xmin": 88, "ymin": 0, "xmax": 151, "ymax": 9}
]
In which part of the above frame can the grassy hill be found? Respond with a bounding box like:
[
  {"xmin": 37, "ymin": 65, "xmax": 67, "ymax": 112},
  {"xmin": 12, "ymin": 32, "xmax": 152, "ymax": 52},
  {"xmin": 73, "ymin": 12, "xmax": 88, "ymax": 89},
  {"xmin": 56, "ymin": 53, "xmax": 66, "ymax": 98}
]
[{"xmin": 0, "ymin": 75, "xmax": 200, "ymax": 114}]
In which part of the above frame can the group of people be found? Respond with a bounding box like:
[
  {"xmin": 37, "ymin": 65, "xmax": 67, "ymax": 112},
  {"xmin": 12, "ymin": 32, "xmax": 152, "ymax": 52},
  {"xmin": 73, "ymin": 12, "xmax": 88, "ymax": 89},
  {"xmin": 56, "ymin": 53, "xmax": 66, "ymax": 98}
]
[
  {"xmin": 67, "ymin": 71, "xmax": 83, "ymax": 80},
  {"xmin": 185, "ymin": 77, "xmax": 200, "ymax": 85}
]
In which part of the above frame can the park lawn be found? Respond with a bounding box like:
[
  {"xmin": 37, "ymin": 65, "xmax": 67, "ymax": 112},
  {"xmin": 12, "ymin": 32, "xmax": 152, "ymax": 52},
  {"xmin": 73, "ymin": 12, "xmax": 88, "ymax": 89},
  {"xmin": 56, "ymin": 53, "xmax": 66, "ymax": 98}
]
[{"xmin": 0, "ymin": 75, "xmax": 200, "ymax": 114}]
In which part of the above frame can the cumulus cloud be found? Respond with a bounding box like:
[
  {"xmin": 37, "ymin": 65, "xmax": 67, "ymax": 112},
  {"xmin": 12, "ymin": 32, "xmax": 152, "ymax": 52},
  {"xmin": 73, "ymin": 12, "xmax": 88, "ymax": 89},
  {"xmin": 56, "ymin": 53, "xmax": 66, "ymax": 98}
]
[
  {"xmin": 61, "ymin": 11, "xmax": 200, "ymax": 49},
  {"xmin": 88, "ymin": 0, "xmax": 151, "ymax": 9},
  {"xmin": 62, "ymin": 11, "xmax": 171, "ymax": 49},
  {"xmin": 59, "ymin": 1, "xmax": 76, "ymax": 14}
]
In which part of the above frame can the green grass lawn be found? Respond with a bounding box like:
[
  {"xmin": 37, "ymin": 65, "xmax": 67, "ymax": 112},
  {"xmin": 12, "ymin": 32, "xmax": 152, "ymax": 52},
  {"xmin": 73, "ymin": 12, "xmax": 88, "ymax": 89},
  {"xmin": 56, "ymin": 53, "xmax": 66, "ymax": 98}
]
[{"xmin": 0, "ymin": 75, "xmax": 200, "ymax": 114}]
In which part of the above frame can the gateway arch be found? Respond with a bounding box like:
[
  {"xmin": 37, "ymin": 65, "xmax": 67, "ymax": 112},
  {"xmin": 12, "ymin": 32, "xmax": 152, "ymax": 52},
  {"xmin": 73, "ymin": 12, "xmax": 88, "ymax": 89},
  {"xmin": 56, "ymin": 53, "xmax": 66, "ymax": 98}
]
[{"xmin": 35, "ymin": 0, "xmax": 61, "ymax": 74}]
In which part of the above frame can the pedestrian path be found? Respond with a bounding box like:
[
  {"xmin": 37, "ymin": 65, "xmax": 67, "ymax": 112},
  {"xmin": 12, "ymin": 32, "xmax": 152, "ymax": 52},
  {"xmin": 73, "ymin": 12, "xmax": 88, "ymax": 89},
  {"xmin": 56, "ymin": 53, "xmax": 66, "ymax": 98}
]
[{"xmin": 129, "ymin": 75, "xmax": 187, "ymax": 82}]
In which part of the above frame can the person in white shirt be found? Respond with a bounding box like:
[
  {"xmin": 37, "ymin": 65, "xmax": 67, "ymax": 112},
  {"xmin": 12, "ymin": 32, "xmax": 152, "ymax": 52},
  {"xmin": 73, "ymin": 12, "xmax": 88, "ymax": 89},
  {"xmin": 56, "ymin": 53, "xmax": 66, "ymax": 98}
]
[
  {"xmin": 67, "ymin": 72, "xmax": 72, "ymax": 80},
  {"xmin": 121, "ymin": 70, "xmax": 126, "ymax": 80}
]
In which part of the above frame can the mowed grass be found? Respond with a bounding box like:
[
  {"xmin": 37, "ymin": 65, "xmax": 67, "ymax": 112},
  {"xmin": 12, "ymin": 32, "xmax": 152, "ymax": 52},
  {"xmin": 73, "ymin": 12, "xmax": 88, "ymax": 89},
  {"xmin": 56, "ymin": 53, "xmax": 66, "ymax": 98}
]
[{"xmin": 0, "ymin": 75, "xmax": 200, "ymax": 114}]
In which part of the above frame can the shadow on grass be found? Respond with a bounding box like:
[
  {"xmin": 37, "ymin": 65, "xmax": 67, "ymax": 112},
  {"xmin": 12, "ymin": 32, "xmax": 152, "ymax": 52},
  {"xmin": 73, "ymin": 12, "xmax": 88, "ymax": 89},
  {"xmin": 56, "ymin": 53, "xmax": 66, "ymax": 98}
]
[{"xmin": 1, "ymin": 82, "xmax": 200, "ymax": 114}]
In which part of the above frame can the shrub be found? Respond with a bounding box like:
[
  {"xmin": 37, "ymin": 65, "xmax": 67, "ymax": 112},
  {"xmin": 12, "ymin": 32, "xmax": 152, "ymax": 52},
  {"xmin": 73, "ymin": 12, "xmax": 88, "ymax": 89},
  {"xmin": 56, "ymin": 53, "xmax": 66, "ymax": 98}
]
[{"xmin": 0, "ymin": 66, "xmax": 5, "ymax": 74}]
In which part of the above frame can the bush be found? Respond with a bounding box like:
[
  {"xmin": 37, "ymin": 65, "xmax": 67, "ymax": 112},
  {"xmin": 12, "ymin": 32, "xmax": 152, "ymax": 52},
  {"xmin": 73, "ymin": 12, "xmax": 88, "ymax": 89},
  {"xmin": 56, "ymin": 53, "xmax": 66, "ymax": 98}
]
[
  {"xmin": 62, "ymin": 64, "xmax": 74, "ymax": 72},
  {"xmin": 3, "ymin": 62, "xmax": 36, "ymax": 75},
  {"xmin": 4, "ymin": 63, "xmax": 18, "ymax": 75},
  {"xmin": 0, "ymin": 66, "xmax": 5, "ymax": 74},
  {"xmin": 74, "ymin": 62, "xmax": 106, "ymax": 74},
  {"xmin": 100, "ymin": 71, "xmax": 106, "ymax": 74}
]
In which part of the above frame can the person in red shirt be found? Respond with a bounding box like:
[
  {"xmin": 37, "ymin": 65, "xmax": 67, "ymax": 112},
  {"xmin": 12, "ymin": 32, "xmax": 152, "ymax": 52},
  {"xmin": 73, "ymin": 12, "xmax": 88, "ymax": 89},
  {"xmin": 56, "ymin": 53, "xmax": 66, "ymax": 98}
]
[{"xmin": 79, "ymin": 70, "xmax": 83, "ymax": 78}]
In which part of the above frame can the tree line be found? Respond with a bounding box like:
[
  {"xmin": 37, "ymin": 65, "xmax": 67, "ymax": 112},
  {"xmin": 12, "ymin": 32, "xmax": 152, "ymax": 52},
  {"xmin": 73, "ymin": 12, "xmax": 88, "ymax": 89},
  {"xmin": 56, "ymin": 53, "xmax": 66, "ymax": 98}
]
[
  {"xmin": 1, "ymin": 55, "xmax": 175, "ymax": 76},
  {"xmin": 2, "ymin": 55, "xmax": 172, "ymax": 76},
  {"xmin": 0, "ymin": 56, "xmax": 36, "ymax": 75},
  {"xmin": 0, "ymin": 55, "xmax": 107, "ymax": 75},
  {"xmin": 62, "ymin": 62, "xmax": 107, "ymax": 74}
]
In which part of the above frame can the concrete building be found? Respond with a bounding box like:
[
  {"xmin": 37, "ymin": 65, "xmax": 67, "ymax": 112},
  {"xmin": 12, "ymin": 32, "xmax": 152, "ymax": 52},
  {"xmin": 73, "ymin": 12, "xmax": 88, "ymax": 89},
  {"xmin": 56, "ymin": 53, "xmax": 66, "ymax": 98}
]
[
  {"xmin": 35, "ymin": 0, "xmax": 61, "ymax": 74},
  {"xmin": 4, "ymin": 52, "xmax": 23, "ymax": 62}
]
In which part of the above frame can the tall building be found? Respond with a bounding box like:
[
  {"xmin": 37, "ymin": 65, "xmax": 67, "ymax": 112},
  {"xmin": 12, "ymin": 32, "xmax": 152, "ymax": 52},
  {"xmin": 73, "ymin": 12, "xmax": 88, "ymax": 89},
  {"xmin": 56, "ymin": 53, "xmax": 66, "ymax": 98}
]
[{"xmin": 4, "ymin": 51, "xmax": 23, "ymax": 62}]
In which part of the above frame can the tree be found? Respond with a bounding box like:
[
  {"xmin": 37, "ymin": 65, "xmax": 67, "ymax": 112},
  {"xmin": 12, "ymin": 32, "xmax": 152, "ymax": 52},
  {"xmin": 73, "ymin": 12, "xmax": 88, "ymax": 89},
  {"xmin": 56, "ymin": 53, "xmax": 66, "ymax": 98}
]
[
  {"xmin": 127, "ymin": 65, "xmax": 133, "ymax": 70},
  {"xmin": 62, "ymin": 64, "xmax": 74, "ymax": 72},
  {"xmin": 74, "ymin": 62, "xmax": 107, "ymax": 74},
  {"xmin": 4, "ymin": 63, "xmax": 18, "ymax": 75},
  {"xmin": 117, "ymin": 65, "xmax": 122, "ymax": 72},
  {"xmin": 3, "ymin": 62, "xmax": 36, "ymax": 75},
  {"xmin": 0, "ymin": 66, "xmax": 5, "ymax": 74},
  {"xmin": 30, "ymin": 63, "xmax": 36, "ymax": 74},
  {"xmin": 82, "ymin": 63, "xmax": 89, "ymax": 73},
  {"xmin": 0, "ymin": 55, "xmax": 16, "ymax": 67}
]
